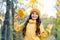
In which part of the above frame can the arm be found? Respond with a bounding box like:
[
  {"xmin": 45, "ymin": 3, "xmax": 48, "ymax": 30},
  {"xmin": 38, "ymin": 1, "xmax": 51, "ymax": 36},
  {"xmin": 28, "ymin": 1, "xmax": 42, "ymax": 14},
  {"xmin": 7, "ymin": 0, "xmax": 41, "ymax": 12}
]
[
  {"xmin": 14, "ymin": 20, "xmax": 24, "ymax": 32},
  {"xmin": 38, "ymin": 24, "xmax": 52, "ymax": 38}
]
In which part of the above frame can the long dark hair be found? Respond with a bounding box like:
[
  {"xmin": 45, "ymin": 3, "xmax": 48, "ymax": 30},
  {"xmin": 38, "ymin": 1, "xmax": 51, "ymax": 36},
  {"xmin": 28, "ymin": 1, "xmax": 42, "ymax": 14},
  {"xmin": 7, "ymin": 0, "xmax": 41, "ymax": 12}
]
[{"xmin": 23, "ymin": 13, "xmax": 41, "ymax": 37}]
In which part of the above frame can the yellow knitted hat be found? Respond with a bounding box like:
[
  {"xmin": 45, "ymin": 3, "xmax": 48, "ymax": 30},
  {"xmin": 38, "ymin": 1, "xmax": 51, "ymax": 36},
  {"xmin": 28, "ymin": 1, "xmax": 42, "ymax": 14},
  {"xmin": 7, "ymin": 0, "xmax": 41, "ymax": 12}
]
[
  {"xmin": 30, "ymin": 8, "xmax": 40, "ymax": 16},
  {"xmin": 18, "ymin": 9, "xmax": 25, "ymax": 18}
]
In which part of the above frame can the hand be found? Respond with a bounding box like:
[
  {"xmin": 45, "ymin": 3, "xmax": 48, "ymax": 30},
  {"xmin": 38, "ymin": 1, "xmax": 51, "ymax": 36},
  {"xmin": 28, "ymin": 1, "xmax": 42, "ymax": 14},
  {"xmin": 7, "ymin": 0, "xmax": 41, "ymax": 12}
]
[
  {"xmin": 14, "ymin": 14, "xmax": 18, "ymax": 20},
  {"xmin": 48, "ymin": 22, "xmax": 53, "ymax": 28}
]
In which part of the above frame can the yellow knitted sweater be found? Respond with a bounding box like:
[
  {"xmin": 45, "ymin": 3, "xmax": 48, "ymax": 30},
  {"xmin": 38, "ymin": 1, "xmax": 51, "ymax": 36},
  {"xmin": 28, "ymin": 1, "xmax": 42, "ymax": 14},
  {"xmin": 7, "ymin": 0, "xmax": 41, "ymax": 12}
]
[{"xmin": 14, "ymin": 19, "xmax": 52, "ymax": 40}]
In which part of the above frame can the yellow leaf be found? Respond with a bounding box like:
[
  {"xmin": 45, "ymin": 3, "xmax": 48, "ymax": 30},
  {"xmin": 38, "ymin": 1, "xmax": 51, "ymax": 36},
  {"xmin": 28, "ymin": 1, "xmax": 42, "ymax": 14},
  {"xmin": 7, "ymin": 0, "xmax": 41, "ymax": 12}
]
[
  {"xmin": 56, "ymin": 10, "xmax": 60, "ymax": 16},
  {"xmin": 18, "ymin": 9, "xmax": 25, "ymax": 18},
  {"xmin": 57, "ymin": 0, "xmax": 60, "ymax": 5},
  {"xmin": 17, "ymin": 0, "xmax": 23, "ymax": 3},
  {"xmin": 30, "ymin": 0, "xmax": 36, "ymax": 5}
]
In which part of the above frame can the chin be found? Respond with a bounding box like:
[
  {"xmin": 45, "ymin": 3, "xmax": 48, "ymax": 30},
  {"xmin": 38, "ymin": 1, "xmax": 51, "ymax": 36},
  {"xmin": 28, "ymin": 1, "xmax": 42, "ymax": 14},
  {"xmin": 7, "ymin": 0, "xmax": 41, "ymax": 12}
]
[{"xmin": 32, "ymin": 18, "xmax": 37, "ymax": 20}]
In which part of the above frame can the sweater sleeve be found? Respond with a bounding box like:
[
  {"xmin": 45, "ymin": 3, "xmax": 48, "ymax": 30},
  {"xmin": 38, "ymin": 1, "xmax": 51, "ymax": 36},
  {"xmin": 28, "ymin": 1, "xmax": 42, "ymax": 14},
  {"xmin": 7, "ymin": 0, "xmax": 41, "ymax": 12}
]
[
  {"xmin": 14, "ymin": 20, "xmax": 24, "ymax": 32},
  {"xmin": 38, "ymin": 24, "xmax": 52, "ymax": 38}
]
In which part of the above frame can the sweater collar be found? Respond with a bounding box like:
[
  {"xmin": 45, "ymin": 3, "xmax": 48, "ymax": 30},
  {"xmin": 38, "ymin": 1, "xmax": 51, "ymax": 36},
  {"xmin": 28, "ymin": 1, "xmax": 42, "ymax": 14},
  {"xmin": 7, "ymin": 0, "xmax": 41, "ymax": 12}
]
[{"xmin": 29, "ymin": 19, "xmax": 36, "ymax": 23}]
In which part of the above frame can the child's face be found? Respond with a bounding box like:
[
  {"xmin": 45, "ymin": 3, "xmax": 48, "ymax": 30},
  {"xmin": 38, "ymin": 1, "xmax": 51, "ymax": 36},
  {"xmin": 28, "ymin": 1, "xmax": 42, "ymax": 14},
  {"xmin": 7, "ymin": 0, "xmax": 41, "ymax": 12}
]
[{"xmin": 31, "ymin": 12, "xmax": 38, "ymax": 20}]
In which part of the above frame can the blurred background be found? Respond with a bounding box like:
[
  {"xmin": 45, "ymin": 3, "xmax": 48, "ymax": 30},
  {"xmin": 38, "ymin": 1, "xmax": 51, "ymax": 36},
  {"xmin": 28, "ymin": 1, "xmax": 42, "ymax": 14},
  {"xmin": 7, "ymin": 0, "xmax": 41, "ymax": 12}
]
[{"xmin": 0, "ymin": 0, "xmax": 60, "ymax": 40}]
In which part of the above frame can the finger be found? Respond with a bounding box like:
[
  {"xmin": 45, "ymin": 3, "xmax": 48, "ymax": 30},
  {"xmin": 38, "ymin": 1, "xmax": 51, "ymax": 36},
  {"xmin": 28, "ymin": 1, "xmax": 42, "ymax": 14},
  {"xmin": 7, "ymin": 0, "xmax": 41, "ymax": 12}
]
[{"xmin": 14, "ymin": 14, "xmax": 18, "ymax": 20}]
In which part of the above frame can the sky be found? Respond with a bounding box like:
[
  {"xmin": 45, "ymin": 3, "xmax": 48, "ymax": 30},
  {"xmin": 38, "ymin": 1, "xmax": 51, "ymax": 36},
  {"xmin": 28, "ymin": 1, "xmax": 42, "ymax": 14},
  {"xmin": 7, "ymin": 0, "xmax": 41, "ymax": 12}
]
[{"xmin": 39, "ymin": 0, "xmax": 57, "ymax": 18}]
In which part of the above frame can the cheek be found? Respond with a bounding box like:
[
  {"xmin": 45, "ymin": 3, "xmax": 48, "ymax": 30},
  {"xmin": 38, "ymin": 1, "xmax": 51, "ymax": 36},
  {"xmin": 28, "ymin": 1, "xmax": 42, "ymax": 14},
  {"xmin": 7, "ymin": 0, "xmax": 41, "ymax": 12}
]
[
  {"xmin": 31, "ymin": 14, "xmax": 34, "ymax": 18},
  {"xmin": 35, "ymin": 15, "xmax": 38, "ymax": 18},
  {"xmin": 31, "ymin": 15, "xmax": 33, "ymax": 18}
]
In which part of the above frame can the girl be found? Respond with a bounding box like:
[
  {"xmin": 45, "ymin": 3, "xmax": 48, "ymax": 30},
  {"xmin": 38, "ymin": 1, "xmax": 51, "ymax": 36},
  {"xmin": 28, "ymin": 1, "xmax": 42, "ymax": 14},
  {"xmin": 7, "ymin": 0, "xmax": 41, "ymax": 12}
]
[{"xmin": 14, "ymin": 8, "xmax": 53, "ymax": 40}]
